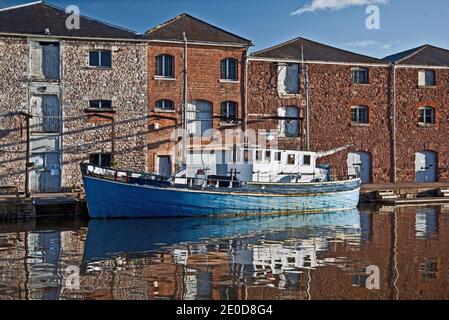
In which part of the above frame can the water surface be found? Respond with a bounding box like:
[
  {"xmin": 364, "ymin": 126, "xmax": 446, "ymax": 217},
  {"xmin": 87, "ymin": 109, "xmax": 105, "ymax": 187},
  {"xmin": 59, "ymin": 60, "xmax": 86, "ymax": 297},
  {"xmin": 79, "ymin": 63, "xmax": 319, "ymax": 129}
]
[{"xmin": 0, "ymin": 205, "xmax": 448, "ymax": 300}]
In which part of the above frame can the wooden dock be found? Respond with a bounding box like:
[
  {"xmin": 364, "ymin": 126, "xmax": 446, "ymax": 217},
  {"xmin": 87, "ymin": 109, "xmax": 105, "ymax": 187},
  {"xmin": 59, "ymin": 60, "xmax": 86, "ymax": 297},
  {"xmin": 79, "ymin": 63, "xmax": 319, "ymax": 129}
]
[
  {"xmin": 361, "ymin": 182, "xmax": 449, "ymax": 205},
  {"xmin": 0, "ymin": 193, "xmax": 87, "ymax": 220}
]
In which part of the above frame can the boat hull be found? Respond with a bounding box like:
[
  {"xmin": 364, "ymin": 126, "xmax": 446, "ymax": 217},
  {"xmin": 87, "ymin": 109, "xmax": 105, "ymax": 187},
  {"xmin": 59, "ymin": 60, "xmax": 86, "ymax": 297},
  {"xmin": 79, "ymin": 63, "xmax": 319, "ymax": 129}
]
[{"xmin": 83, "ymin": 176, "xmax": 360, "ymax": 219}]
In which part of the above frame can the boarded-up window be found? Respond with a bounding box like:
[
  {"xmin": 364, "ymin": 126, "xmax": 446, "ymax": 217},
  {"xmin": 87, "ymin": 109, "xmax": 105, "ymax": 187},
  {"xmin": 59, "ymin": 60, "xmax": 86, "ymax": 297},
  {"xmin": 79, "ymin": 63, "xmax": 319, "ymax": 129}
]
[
  {"xmin": 30, "ymin": 42, "xmax": 60, "ymax": 80},
  {"xmin": 278, "ymin": 64, "xmax": 299, "ymax": 95},
  {"xmin": 418, "ymin": 70, "xmax": 436, "ymax": 87},
  {"xmin": 186, "ymin": 100, "xmax": 213, "ymax": 137},
  {"xmin": 278, "ymin": 106, "xmax": 299, "ymax": 137},
  {"xmin": 30, "ymin": 95, "xmax": 60, "ymax": 133}
]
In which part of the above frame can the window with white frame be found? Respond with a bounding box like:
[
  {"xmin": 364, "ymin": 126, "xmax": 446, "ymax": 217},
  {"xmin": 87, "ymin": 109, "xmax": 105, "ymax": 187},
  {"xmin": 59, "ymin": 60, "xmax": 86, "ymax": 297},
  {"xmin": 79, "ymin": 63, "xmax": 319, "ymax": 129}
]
[
  {"xmin": 89, "ymin": 100, "xmax": 113, "ymax": 110},
  {"xmin": 419, "ymin": 107, "xmax": 435, "ymax": 125},
  {"xmin": 278, "ymin": 106, "xmax": 299, "ymax": 137},
  {"xmin": 220, "ymin": 58, "xmax": 238, "ymax": 81},
  {"xmin": 278, "ymin": 63, "xmax": 299, "ymax": 95},
  {"xmin": 418, "ymin": 70, "xmax": 436, "ymax": 87},
  {"xmin": 89, "ymin": 50, "xmax": 112, "ymax": 68},
  {"xmin": 155, "ymin": 99, "xmax": 175, "ymax": 111},
  {"xmin": 351, "ymin": 105, "xmax": 369, "ymax": 124},
  {"xmin": 156, "ymin": 54, "xmax": 174, "ymax": 78},
  {"xmin": 352, "ymin": 67, "xmax": 369, "ymax": 84},
  {"xmin": 220, "ymin": 101, "xmax": 238, "ymax": 124}
]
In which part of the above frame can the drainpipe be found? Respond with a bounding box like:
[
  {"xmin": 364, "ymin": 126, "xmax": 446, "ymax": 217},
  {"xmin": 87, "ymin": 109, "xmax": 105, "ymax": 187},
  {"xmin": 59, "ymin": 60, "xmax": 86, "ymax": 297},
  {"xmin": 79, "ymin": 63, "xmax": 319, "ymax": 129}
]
[
  {"xmin": 392, "ymin": 63, "xmax": 397, "ymax": 183},
  {"xmin": 25, "ymin": 114, "xmax": 31, "ymax": 198},
  {"xmin": 243, "ymin": 51, "xmax": 248, "ymax": 133}
]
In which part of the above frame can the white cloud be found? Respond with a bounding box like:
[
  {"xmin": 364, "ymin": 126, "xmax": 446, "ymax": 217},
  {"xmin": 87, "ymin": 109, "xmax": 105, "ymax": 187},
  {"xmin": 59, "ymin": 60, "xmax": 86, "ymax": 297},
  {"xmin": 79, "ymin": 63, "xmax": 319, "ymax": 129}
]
[
  {"xmin": 344, "ymin": 40, "xmax": 392, "ymax": 50},
  {"xmin": 291, "ymin": 0, "xmax": 389, "ymax": 16}
]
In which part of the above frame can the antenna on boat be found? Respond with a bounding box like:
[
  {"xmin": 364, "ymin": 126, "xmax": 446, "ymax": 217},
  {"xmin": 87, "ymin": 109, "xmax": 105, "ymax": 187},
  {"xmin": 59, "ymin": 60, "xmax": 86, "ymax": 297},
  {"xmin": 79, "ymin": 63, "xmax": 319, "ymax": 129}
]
[
  {"xmin": 301, "ymin": 45, "xmax": 310, "ymax": 151},
  {"xmin": 182, "ymin": 32, "xmax": 188, "ymax": 166}
]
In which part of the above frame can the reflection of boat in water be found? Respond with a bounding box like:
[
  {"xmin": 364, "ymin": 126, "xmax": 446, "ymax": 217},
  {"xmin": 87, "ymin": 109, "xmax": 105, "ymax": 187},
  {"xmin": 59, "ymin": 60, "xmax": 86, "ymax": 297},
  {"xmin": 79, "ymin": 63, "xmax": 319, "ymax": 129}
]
[{"xmin": 83, "ymin": 210, "xmax": 361, "ymax": 262}]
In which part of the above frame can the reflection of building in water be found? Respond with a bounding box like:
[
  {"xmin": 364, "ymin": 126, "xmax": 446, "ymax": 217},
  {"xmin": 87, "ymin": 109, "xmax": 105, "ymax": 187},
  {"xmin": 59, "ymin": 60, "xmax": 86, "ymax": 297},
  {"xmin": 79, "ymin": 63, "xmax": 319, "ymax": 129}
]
[
  {"xmin": 1, "ymin": 206, "xmax": 449, "ymax": 300},
  {"xmin": 252, "ymin": 243, "xmax": 318, "ymax": 275},
  {"xmin": 415, "ymin": 207, "xmax": 438, "ymax": 240},
  {"xmin": 26, "ymin": 232, "xmax": 62, "ymax": 300}
]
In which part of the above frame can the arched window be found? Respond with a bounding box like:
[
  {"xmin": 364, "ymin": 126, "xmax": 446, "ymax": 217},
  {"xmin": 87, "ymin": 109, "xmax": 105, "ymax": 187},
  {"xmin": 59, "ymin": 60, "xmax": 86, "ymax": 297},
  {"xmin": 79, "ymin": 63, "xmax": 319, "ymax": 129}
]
[
  {"xmin": 278, "ymin": 106, "xmax": 299, "ymax": 137},
  {"xmin": 220, "ymin": 58, "xmax": 238, "ymax": 81},
  {"xmin": 155, "ymin": 99, "xmax": 175, "ymax": 111},
  {"xmin": 351, "ymin": 105, "xmax": 369, "ymax": 124},
  {"xmin": 220, "ymin": 101, "xmax": 238, "ymax": 124},
  {"xmin": 419, "ymin": 107, "xmax": 435, "ymax": 125},
  {"xmin": 352, "ymin": 67, "xmax": 369, "ymax": 84},
  {"xmin": 155, "ymin": 54, "xmax": 174, "ymax": 78}
]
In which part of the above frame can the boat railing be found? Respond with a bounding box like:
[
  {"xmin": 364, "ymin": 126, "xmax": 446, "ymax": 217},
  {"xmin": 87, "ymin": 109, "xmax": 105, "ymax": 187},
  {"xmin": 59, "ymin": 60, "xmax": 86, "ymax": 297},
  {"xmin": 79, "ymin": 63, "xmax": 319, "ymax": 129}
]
[
  {"xmin": 80, "ymin": 162, "xmax": 169, "ymax": 183},
  {"xmin": 81, "ymin": 162, "xmax": 244, "ymax": 189}
]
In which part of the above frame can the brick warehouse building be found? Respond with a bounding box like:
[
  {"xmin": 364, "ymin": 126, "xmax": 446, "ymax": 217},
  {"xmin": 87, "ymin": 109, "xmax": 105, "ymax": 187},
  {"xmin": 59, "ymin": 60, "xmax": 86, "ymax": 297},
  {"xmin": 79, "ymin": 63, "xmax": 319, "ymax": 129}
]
[
  {"xmin": 248, "ymin": 39, "xmax": 449, "ymax": 184},
  {"xmin": 385, "ymin": 45, "xmax": 449, "ymax": 183},
  {"xmin": 247, "ymin": 37, "xmax": 394, "ymax": 184},
  {"xmin": 144, "ymin": 14, "xmax": 252, "ymax": 176},
  {"xmin": 0, "ymin": 2, "xmax": 148, "ymax": 193}
]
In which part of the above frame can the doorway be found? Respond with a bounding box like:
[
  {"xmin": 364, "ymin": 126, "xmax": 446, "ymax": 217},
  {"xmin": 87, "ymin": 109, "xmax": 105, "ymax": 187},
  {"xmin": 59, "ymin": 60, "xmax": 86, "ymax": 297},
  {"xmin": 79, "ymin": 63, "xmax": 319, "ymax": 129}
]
[
  {"xmin": 415, "ymin": 151, "xmax": 437, "ymax": 183},
  {"xmin": 347, "ymin": 151, "xmax": 372, "ymax": 184},
  {"xmin": 158, "ymin": 156, "xmax": 171, "ymax": 177}
]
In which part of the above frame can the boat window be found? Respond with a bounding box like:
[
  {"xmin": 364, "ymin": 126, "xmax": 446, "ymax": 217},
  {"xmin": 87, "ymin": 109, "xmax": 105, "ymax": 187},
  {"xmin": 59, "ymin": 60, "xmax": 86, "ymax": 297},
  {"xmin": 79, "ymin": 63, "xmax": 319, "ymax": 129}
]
[
  {"xmin": 243, "ymin": 149, "xmax": 250, "ymax": 162},
  {"xmin": 265, "ymin": 151, "xmax": 271, "ymax": 163},
  {"xmin": 287, "ymin": 154, "xmax": 296, "ymax": 165},
  {"xmin": 275, "ymin": 152, "xmax": 282, "ymax": 162},
  {"xmin": 232, "ymin": 145, "xmax": 237, "ymax": 163},
  {"xmin": 256, "ymin": 151, "xmax": 263, "ymax": 162},
  {"xmin": 304, "ymin": 155, "xmax": 312, "ymax": 166}
]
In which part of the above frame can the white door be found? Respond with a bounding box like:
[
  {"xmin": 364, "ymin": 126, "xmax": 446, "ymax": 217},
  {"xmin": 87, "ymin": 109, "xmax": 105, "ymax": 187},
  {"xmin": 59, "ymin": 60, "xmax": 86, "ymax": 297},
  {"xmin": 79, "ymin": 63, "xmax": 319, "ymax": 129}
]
[
  {"xmin": 415, "ymin": 151, "xmax": 437, "ymax": 183},
  {"xmin": 347, "ymin": 152, "xmax": 371, "ymax": 184},
  {"xmin": 29, "ymin": 153, "xmax": 61, "ymax": 193},
  {"xmin": 30, "ymin": 95, "xmax": 60, "ymax": 133},
  {"xmin": 158, "ymin": 156, "xmax": 171, "ymax": 177}
]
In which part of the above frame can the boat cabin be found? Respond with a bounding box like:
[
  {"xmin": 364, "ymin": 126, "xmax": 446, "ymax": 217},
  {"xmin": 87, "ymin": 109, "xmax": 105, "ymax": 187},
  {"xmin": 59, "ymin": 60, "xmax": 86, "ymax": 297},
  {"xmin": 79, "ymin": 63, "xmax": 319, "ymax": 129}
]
[{"xmin": 185, "ymin": 147, "xmax": 329, "ymax": 183}]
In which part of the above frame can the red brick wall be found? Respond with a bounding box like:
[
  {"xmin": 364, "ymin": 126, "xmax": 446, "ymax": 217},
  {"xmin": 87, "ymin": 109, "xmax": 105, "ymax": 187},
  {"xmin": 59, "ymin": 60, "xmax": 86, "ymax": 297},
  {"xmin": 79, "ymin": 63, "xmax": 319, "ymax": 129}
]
[
  {"xmin": 247, "ymin": 60, "xmax": 393, "ymax": 183},
  {"xmin": 394, "ymin": 67, "xmax": 449, "ymax": 182},
  {"xmin": 147, "ymin": 42, "xmax": 247, "ymax": 173}
]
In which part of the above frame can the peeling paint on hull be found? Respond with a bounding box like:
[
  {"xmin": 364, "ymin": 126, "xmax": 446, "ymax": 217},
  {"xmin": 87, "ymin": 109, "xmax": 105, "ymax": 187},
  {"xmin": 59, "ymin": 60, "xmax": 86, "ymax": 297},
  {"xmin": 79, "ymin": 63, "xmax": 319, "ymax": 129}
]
[{"xmin": 84, "ymin": 176, "xmax": 361, "ymax": 219}]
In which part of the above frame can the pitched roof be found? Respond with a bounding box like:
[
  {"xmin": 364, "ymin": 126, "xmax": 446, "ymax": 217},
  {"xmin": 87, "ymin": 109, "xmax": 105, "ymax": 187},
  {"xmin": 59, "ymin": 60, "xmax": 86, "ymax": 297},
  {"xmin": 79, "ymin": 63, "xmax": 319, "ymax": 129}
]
[
  {"xmin": 250, "ymin": 37, "xmax": 386, "ymax": 64},
  {"xmin": 145, "ymin": 13, "xmax": 252, "ymax": 47},
  {"xmin": 0, "ymin": 1, "xmax": 142, "ymax": 40},
  {"xmin": 383, "ymin": 45, "xmax": 449, "ymax": 66}
]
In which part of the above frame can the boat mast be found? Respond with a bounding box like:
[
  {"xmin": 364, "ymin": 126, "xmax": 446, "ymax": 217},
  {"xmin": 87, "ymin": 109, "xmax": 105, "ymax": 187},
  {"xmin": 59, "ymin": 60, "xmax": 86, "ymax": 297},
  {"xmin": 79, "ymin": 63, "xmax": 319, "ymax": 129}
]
[
  {"xmin": 182, "ymin": 32, "xmax": 188, "ymax": 165},
  {"xmin": 301, "ymin": 45, "xmax": 310, "ymax": 151}
]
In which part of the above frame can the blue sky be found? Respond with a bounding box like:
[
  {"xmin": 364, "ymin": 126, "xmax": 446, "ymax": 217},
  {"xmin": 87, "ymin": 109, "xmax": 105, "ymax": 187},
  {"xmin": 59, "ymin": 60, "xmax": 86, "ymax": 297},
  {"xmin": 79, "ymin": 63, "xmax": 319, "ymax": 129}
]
[{"xmin": 1, "ymin": 0, "xmax": 449, "ymax": 57}]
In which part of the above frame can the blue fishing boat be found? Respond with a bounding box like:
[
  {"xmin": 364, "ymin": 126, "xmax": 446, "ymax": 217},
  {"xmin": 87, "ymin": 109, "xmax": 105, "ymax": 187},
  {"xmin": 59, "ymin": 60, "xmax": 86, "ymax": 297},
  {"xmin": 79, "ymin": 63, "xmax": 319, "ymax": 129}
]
[{"xmin": 81, "ymin": 149, "xmax": 361, "ymax": 219}]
